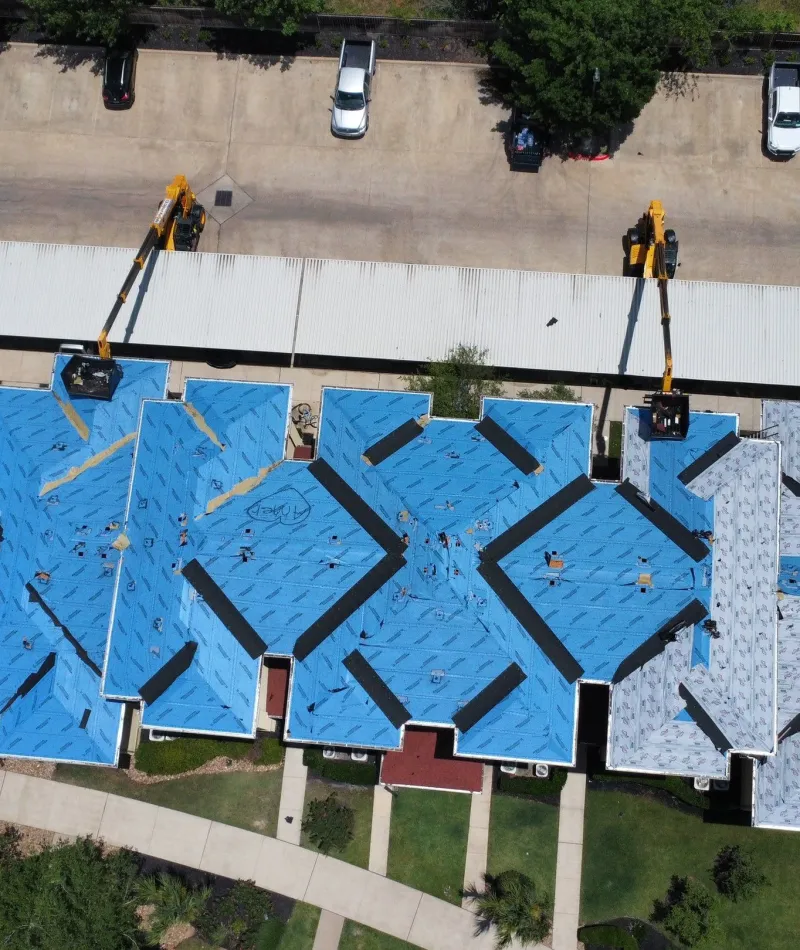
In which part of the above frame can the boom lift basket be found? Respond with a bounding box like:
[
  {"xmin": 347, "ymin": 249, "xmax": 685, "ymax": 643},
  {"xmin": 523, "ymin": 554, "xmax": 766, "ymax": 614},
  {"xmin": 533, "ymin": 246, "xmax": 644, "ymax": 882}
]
[
  {"xmin": 61, "ymin": 356, "xmax": 123, "ymax": 402},
  {"xmin": 646, "ymin": 391, "xmax": 689, "ymax": 440}
]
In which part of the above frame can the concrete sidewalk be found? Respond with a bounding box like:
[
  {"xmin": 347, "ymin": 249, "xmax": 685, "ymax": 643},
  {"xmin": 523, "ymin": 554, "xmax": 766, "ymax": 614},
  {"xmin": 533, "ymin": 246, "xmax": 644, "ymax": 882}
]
[
  {"xmin": 277, "ymin": 746, "xmax": 308, "ymax": 845},
  {"xmin": 312, "ymin": 909, "xmax": 344, "ymax": 950},
  {"xmin": 369, "ymin": 784, "xmax": 393, "ymax": 876},
  {"xmin": 462, "ymin": 765, "xmax": 494, "ymax": 908},
  {"xmin": 0, "ymin": 769, "xmax": 496, "ymax": 950},
  {"xmin": 552, "ymin": 768, "xmax": 587, "ymax": 950}
]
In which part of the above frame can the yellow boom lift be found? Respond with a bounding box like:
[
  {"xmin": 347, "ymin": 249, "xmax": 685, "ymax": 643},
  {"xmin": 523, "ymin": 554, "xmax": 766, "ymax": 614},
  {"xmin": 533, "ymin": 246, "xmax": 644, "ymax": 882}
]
[
  {"xmin": 626, "ymin": 200, "xmax": 689, "ymax": 440},
  {"xmin": 63, "ymin": 175, "xmax": 206, "ymax": 401}
]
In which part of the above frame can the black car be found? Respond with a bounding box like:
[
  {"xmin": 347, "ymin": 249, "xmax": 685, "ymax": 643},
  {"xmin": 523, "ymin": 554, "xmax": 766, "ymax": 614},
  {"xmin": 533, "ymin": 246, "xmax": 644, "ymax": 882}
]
[
  {"xmin": 506, "ymin": 108, "xmax": 545, "ymax": 172},
  {"xmin": 102, "ymin": 49, "xmax": 137, "ymax": 109}
]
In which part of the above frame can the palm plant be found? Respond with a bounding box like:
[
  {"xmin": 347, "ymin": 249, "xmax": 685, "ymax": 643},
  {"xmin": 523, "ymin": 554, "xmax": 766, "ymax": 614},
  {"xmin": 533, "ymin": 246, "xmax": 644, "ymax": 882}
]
[
  {"xmin": 467, "ymin": 870, "xmax": 552, "ymax": 948},
  {"xmin": 137, "ymin": 871, "xmax": 211, "ymax": 941}
]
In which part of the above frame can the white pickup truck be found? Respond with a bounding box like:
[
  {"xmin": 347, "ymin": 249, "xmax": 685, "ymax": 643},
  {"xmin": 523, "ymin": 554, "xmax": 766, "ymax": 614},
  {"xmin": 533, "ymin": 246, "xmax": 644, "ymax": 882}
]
[
  {"xmin": 331, "ymin": 39, "xmax": 376, "ymax": 139},
  {"xmin": 767, "ymin": 62, "xmax": 800, "ymax": 157}
]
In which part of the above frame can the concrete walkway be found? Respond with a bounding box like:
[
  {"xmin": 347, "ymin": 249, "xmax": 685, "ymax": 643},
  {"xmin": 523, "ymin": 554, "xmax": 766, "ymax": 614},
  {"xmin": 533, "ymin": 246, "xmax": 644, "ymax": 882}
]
[
  {"xmin": 277, "ymin": 745, "xmax": 308, "ymax": 845},
  {"xmin": 312, "ymin": 909, "xmax": 344, "ymax": 950},
  {"xmin": 462, "ymin": 765, "xmax": 494, "ymax": 908},
  {"xmin": 368, "ymin": 784, "xmax": 393, "ymax": 876},
  {"xmin": 0, "ymin": 769, "xmax": 498, "ymax": 950},
  {"xmin": 552, "ymin": 767, "xmax": 587, "ymax": 950}
]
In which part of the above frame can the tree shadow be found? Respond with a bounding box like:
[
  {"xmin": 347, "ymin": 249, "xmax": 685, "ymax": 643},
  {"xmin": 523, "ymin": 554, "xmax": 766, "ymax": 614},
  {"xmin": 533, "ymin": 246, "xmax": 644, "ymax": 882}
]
[
  {"xmin": 477, "ymin": 68, "xmax": 511, "ymax": 107},
  {"xmin": 209, "ymin": 28, "xmax": 308, "ymax": 69},
  {"xmin": 659, "ymin": 70, "xmax": 699, "ymax": 101},
  {"xmin": 35, "ymin": 44, "xmax": 105, "ymax": 74}
]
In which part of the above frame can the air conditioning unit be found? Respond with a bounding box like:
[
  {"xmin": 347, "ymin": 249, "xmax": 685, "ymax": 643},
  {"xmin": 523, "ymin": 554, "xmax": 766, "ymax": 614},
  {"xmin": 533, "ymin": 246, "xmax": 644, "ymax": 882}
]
[
  {"xmin": 322, "ymin": 748, "xmax": 337, "ymax": 760},
  {"xmin": 535, "ymin": 763, "xmax": 550, "ymax": 779},
  {"xmin": 712, "ymin": 779, "xmax": 730, "ymax": 792},
  {"xmin": 350, "ymin": 751, "xmax": 368, "ymax": 762},
  {"xmin": 694, "ymin": 776, "xmax": 711, "ymax": 791},
  {"xmin": 500, "ymin": 763, "xmax": 518, "ymax": 775}
]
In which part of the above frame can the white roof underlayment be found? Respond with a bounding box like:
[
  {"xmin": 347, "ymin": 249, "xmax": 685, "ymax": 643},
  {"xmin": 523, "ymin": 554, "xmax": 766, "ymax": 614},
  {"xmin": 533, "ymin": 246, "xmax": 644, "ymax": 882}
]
[{"xmin": 609, "ymin": 409, "xmax": 780, "ymax": 780}]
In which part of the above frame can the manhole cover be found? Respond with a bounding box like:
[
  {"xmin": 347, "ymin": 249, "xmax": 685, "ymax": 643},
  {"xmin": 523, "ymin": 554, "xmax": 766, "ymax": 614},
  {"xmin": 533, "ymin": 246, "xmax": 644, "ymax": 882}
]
[{"xmin": 214, "ymin": 190, "xmax": 233, "ymax": 208}]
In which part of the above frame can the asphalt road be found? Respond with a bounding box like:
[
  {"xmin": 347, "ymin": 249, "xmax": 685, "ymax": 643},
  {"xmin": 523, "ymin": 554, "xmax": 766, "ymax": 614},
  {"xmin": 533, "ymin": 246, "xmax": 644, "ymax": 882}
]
[{"xmin": 0, "ymin": 45, "xmax": 799, "ymax": 284}]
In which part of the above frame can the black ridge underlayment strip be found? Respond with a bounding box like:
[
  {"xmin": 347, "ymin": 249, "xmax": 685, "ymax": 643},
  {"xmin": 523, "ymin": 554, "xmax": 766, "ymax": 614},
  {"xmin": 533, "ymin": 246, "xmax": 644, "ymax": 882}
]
[
  {"xmin": 611, "ymin": 599, "xmax": 708, "ymax": 683},
  {"xmin": 25, "ymin": 582, "xmax": 102, "ymax": 677},
  {"xmin": 309, "ymin": 458, "xmax": 405, "ymax": 555},
  {"xmin": 783, "ymin": 473, "xmax": 800, "ymax": 498},
  {"xmin": 0, "ymin": 652, "xmax": 56, "ymax": 714},
  {"xmin": 452, "ymin": 661, "xmax": 527, "ymax": 733},
  {"xmin": 363, "ymin": 418, "xmax": 424, "ymax": 466},
  {"xmin": 139, "ymin": 641, "xmax": 198, "ymax": 706},
  {"xmin": 294, "ymin": 554, "xmax": 405, "ymax": 662},
  {"xmin": 182, "ymin": 559, "xmax": 267, "ymax": 659},
  {"xmin": 478, "ymin": 561, "xmax": 584, "ymax": 683},
  {"xmin": 615, "ymin": 480, "xmax": 709, "ymax": 562},
  {"xmin": 475, "ymin": 416, "xmax": 542, "ymax": 476},
  {"xmin": 342, "ymin": 649, "xmax": 411, "ymax": 728},
  {"xmin": 779, "ymin": 711, "xmax": 800, "ymax": 743},
  {"xmin": 677, "ymin": 432, "xmax": 741, "ymax": 485},
  {"xmin": 678, "ymin": 683, "xmax": 732, "ymax": 753},
  {"xmin": 481, "ymin": 474, "xmax": 595, "ymax": 564}
]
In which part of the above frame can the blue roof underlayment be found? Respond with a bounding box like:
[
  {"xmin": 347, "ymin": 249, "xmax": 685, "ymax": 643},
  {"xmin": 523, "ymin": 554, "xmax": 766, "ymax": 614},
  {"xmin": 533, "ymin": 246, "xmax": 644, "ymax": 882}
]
[
  {"xmin": 0, "ymin": 356, "xmax": 168, "ymax": 763},
  {"xmin": 0, "ymin": 361, "xmax": 754, "ymax": 768}
]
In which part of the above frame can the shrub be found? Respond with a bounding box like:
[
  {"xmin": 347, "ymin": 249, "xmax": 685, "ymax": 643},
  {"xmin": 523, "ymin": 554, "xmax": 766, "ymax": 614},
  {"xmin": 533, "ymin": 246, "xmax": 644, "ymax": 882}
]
[
  {"xmin": 302, "ymin": 747, "xmax": 377, "ymax": 785},
  {"xmin": 135, "ymin": 736, "xmax": 255, "ymax": 775},
  {"xmin": 197, "ymin": 881, "xmax": 274, "ymax": 950},
  {"xmin": 590, "ymin": 771, "xmax": 709, "ymax": 810},
  {"xmin": 254, "ymin": 737, "xmax": 284, "ymax": 766},
  {"xmin": 137, "ymin": 872, "xmax": 210, "ymax": 941},
  {"xmin": 469, "ymin": 870, "xmax": 552, "ymax": 947},
  {"xmin": 518, "ymin": 383, "xmax": 578, "ymax": 402},
  {"xmin": 713, "ymin": 845, "xmax": 767, "ymax": 901},
  {"xmin": 652, "ymin": 876, "xmax": 715, "ymax": 947},
  {"xmin": 578, "ymin": 923, "xmax": 638, "ymax": 950},
  {"xmin": 302, "ymin": 794, "xmax": 355, "ymax": 855},
  {"xmin": 497, "ymin": 769, "xmax": 567, "ymax": 799}
]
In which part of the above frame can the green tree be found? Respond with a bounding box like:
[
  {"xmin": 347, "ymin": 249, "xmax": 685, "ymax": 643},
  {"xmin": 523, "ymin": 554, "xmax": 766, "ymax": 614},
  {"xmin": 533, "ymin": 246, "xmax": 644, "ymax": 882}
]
[
  {"xmin": 25, "ymin": 0, "xmax": 135, "ymax": 44},
  {"xmin": 518, "ymin": 383, "xmax": 577, "ymax": 402},
  {"xmin": 0, "ymin": 836, "xmax": 144, "ymax": 950},
  {"xmin": 137, "ymin": 871, "xmax": 210, "ymax": 941},
  {"xmin": 492, "ymin": 0, "xmax": 717, "ymax": 142},
  {"xmin": 405, "ymin": 344, "xmax": 504, "ymax": 419},
  {"xmin": 196, "ymin": 880, "xmax": 274, "ymax": 950},
  {"xmin": 214, "ymin": 0, "xmax": 321, "ymax": 35},
  {"xmin": 468, "ymin": 870, "xmax": 552, "ymax": 948},
  {"xmin": 302, "ymin": 793, "xmax": 355, "ymax": 855},
  {"xmin": 712, "ymin": 844, "xmax": 767, "ymax": 902},
  {"xmin": 652, "ymin": 875, "xmax": 716, "ymax": 947}
]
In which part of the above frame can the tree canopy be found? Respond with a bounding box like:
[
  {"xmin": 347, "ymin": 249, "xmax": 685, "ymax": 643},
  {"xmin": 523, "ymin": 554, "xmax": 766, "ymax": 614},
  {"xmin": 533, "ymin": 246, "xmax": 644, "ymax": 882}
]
[
  {"xmin": 214, "ymin": 0, "xmax": 320, "ymax": 35},
  {"xmin": 469, "ymin": 869, "xmax": 552, "ymax": 948},
  {"xmin": 0, "ymin": 833, "xmax": 143, "ymax": 950},
  {"xmin": 405, "ymin": 344, "xmax": 504, "ymax": 420},
  {"xmin": 492, "ymin": 0, "xmax": 717, "ymax": 142},
  {"xmin": 25, "ymin": 0, "xmax": 135, "ymax": 44}
]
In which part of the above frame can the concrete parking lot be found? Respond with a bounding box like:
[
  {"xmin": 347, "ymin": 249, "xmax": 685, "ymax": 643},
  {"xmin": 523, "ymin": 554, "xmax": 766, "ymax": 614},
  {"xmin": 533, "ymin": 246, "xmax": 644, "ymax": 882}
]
[{"xmin": 0, "ymin": 43, "xmax": 799, "ymax": 284}]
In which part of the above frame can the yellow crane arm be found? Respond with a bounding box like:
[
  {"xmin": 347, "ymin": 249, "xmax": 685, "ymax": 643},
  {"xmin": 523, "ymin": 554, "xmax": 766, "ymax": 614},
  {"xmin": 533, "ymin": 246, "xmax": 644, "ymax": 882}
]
[
  {"xmin": 649, "ymin": 201, "xmax": 673, "ymax": 395},
  {"xmin": 97, "ymin": 176, "xmax": 191, "ymax": 360}
]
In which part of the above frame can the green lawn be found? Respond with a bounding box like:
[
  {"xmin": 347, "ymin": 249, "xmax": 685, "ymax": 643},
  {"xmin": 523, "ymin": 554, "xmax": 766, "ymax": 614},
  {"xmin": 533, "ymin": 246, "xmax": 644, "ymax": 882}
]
[
  {"xmin": 275, "ymin": 903, "xmax": 321, "ymax": 950},
  {"xmin": 487, "ymin": 794, "xmax": 559, "ymax": 899},
  {"xmin": 387, "ymin": 788, "xmax": 471, "ymax": 905},
  {"xmin": 300, "ymin": 779, "xmax": 374, "ymax": 869},
  {"xmin": 53, "ymin": 765, "xmax": 282, "ymax": 836},
  {"xmin": 341, "ymin": 920, "xmax": 421, "ymax": 950},
  {"xmin": 582, "ymin": 789, "xmax": 800, "ymax": 950}
]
